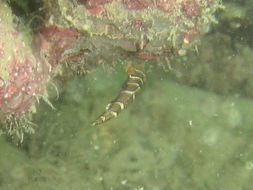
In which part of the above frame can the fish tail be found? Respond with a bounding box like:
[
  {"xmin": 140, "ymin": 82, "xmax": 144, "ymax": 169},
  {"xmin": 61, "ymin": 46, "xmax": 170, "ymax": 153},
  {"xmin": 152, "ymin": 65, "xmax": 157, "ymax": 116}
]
[{"xmin": 92, "ymin": 67, "xmax": 146, "ymax": 126}]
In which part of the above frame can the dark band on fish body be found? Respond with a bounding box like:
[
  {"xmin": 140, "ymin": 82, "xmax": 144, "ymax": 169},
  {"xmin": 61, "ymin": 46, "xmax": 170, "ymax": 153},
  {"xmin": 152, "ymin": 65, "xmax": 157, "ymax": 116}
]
[{"xmin": 92, "ymin": 68, "xmax": 146, "ymax": 126}]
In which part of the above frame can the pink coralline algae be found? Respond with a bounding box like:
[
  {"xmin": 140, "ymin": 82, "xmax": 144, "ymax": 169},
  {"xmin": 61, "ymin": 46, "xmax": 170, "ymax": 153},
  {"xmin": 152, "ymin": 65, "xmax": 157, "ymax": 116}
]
[
  {"xmin": 39, "ymin": 0, "xmax": 222, "ymax": 64},
  {"xmin": 0, "ymin": 17, "xmax": 78, "ymax": 118},
  {"xmin": 156, "ymin": 0, "xmax": 201, "ymax": 17},
  {"xmin": 80, "ymin": 0, "xmax": 112, "ymax": 15},
  {"xmin": 0, "ymin": 58, "xmax": 48, "ymax": 114},
  {"xmin": 0, "ymin": 18, "xmax": 50, "ymax": 116},
  {"xmin": 32, "ymin": 26, "xmax": 78, "ymax": 65},
  {"xmin": 69, "ymin": 0, "xmax": 220, "ymax": 61},
  {"xmin": 81, "ymin": 0, "xmax": 209, "ymax": 16},
  {"xmin": 122, "ymin": 0, "xmax": 153, "ymax": 10},
  {"xmin": 82, "ymin": 0, "xmax": 206, "ymax": 16}
]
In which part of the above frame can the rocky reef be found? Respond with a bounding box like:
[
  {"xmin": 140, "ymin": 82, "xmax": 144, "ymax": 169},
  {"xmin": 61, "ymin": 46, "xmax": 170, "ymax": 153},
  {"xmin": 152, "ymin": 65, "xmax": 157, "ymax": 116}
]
[
  {"xmin": 41, "ymin": 0, "xmax": 222, "ymax": 63},
  {"xmin": 0, "ymin": 0, "xmax": 223, "ymax": 139},
  {"xmin": 0, "ymin": 2, "xmax": 50, "ymax": 139},
  {"xmin": 1, "ymin": 1, "xmax": 253, "ymax": 189}
]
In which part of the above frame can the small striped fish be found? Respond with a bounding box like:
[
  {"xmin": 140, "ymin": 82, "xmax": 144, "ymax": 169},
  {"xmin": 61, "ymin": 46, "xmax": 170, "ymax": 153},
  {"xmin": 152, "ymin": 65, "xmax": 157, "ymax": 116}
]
[{"xmin": 92, "ymin": 67, "xmax": 146, "ymax": 126}]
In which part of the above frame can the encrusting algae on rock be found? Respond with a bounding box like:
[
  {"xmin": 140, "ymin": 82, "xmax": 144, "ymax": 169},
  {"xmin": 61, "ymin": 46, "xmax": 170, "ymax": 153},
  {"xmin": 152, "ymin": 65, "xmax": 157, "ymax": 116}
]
[
  {"xmin": 42, "ymin": 0, "xmax": 223, "ymax": 62},
  {"xmin": 40, "ymin": 0, "xmax": 223, "ymax": 125},
  {"xmin": 0, "ymin": 0, "xmax": 223, "ymax": 140},
  {"xmin": 0, "ymin": 2, "xmax": 51, "ymax": 140}
]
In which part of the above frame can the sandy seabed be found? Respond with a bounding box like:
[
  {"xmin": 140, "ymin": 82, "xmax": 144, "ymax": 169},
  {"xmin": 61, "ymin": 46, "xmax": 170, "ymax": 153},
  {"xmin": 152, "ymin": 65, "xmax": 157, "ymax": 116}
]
[{"xmin": 0, "ymin": 65, "xmax": 252, "ymax": 189}]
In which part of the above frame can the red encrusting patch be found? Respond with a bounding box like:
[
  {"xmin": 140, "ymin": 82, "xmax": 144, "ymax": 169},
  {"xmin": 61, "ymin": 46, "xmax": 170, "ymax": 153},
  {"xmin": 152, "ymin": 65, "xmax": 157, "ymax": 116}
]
[
  {"xmin": 87, "ymin": 5, "xmax": 105, "ymax": 15},
  {"xmin": 122, "ymin": 0, "xmax": 153, "ymax": 10},
  {"xmin": 157, "ymin": 0, "xmax": 177, "ymax": 14},
  {"xmin": 33, "ymin": 26, "xmax": 78, "ymax": 65},
  {"xmin": 0, "ymin": 56, "xmax": 50, "ymax": 114},
  {"xmin": 81, "ymin": 0, "xmax": 112, "ymax": 15},
  {"xmin": 181, "ymin": 0, "xmax": 201, "ymax": 17},
  {"xmin": 0, "ymin": 20, "xmax": 52, "ymax": 115}
]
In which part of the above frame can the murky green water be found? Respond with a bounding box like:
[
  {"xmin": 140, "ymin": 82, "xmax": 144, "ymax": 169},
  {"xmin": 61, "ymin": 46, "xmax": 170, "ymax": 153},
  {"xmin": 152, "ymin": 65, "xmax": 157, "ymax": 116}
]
[{"xmin": 1, "ymin": 0, "xmax": 253, "ymax": 190}]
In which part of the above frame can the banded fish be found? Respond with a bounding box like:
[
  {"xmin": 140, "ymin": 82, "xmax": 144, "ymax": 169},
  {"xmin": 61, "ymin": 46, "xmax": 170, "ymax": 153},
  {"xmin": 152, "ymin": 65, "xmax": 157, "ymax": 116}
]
[{"xmin": 92, "ymin": 67, "xmax": 146, "ymax": 126}]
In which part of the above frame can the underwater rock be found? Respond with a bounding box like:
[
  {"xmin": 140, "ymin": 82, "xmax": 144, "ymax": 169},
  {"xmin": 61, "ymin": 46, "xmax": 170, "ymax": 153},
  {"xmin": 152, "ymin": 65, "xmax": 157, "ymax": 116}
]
[
  {"xmin": 41, "ymin": 0, "xmax": 222, "ymax": 65},
  {"xmin": 0, "ymin": 0, "xmax": 223, "ymax": 139},
  {"xmin": 0, "ymin": 2, "xmax": 50, "ymax": 138},
  {"xmin": 35, "ymin": 0, "xmax": 222, "ymax": 126}
]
